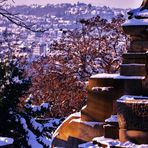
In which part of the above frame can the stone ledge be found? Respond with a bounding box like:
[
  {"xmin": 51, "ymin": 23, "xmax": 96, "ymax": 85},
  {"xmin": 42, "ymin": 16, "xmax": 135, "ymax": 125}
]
[{"xmin": 52, "ymin": 112, "xmax": 104, "ymax": 147}]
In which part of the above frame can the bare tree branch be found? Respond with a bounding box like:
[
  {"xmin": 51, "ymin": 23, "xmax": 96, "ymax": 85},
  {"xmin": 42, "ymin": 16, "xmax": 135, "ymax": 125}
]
[{"xmin": 0, "ymin": 2, "xmax": 48, "ymax": 32}]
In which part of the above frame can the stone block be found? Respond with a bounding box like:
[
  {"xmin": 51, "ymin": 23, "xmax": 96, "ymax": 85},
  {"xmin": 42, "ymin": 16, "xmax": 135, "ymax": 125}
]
[
  {"xmin": 104, "ymin": 124, "xmax": 119, "ymax": 139},
  {"xmin": 120, "ymin": 64, "xmax": 145, "ymax": 76},
  {"xmin": 87, "ymin": 74, "xmax": 118, "ymax": 91},
  {"xmin": 130, "ymin": 40, "xmax": 148, "ymax": 52},
  {"xmin": 124, "ymin": 78, "xmax": 143, "ymax": 95},
  {"xmin": 122, "ymin": 53, "xmax": 145, "ymax": 64},
  {"xmin": 130, "ymin": 40, "xmax": 143, "ymax": 51},
  {"xmin": 114, "ymin": 75, "xmax": 144, "ymax": 95},
  {"xmin": 81, "ymin": 87, "xmax": 115, "ymax": 121},
  {"xmin": 122, "ymin": 25, "xmax": 147, "ymax": 36}
]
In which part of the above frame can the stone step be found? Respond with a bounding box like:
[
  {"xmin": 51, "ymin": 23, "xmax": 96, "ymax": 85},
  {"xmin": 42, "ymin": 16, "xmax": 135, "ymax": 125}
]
[
  {"xmin": 120, "ymin": 64, "xmax": 145, "ymax": 76},
  {"xmin": 87, "ymin": 74, "xmax": 118, "ymax": 91}
]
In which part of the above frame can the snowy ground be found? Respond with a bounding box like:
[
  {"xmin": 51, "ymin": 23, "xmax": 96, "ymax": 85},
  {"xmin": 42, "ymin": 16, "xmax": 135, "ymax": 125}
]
[{"xmin": 79, "ymin": 136, "xmax": 148, "ymax": 148}]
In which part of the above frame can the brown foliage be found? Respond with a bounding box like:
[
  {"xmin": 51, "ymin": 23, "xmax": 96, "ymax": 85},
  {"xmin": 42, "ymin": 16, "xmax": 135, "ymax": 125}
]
[
  {"xmin": 24, "ymin": 15, "xmax": 128, "ymax": 117},
  {"xmin": 26, "ymin": 54, "xmax": 87, "ymax": 117}
]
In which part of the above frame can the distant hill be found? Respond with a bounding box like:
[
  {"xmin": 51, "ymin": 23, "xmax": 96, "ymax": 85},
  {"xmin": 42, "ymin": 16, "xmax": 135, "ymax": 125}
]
[{"xmin": 6, "ymin": 3, "xmax": 128, "ymax": 20}]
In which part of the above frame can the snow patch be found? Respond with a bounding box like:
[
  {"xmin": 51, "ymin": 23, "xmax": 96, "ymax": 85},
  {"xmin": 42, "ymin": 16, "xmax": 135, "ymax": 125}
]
[
  {"xmin": 79, "ymin": 141, "xmax": 96, "ymax": 147},
  {"xmin": 93, "ymin": 136, "xmax": 148, "ymax": 148},
  {"xmin": 30, "ymin": 118, "xmax": 43, "ymax": 132},
  {"xmin": 90, "ymin": 73, "xmax": 145, "ymax": 80},
  {"xmin": 12, "ymin": 76, "xmax": 22, "ymax": 84},
  {"xmin": 123, "ymin": 18, "xmax": 148, "ymax": 26},
  {"xmin": 79, "ymin": 136, "xmax": 148, "ymax": 148},
  {"xmin": 105, "ymin": 115, "xmax": 118, "ymax": 123},
  {"xmin": 92, "ymin": 87, "xmax": 112, "ymax": 92},
  {"xmin": 117, "ymin": 95, "xmax": 148, "ymax": 104},
  {"xmin": 91, "ymin": 73, "xmax": 119, "ymax": 79},
  {"xmin": 27, "ymin": 130, "xmax": 43, "ymax": 148},
  {"xmin": 70, "ymin": 118, "xmax": 103, "ymax": 128},
  {"xmin": 38, "ymin": 136, "xmax": 51, "ymax": 147},
  {"xmin": 115, "ymin": 75, "xmax": 145, "ymax": 80},
  {"xmin": 121, "ymin": 64, "xmax": 145, "ymax": 66},
  {"xmin": 0, "ymin": 137, "xmax": 14, "ymax": 146},
  {"xmin": 83, "ymin": 121, "xmax": 103, "ymax": 128},
  {"xmin": 41, "ymin": 103, "xmax": 49, "ymax": 109}
]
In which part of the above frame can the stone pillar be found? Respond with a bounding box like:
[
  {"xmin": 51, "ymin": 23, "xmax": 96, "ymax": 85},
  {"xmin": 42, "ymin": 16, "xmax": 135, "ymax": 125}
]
[
  {"xmin": 117, "ymin": 0, "xmax": 148, "ymax": 144},
  {"xmin": 121, "ymin": 0, "xmax": 148, "ymax": 77}
]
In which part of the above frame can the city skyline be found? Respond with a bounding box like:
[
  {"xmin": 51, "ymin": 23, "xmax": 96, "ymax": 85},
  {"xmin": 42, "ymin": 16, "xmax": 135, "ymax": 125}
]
[{"xmin": 10, "ymin": 0, "xmax": 143, "ymax": 9}]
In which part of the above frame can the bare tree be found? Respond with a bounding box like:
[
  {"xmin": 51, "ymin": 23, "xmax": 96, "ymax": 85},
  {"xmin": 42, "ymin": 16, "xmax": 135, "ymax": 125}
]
[
  {"xmin": 51, "ymin": 15, "xmax": 128, "ymax": 78},
  {"xmin": 25, "ymin": 54, "xmax": 87, "ymax": 117},
  {"xmin": 23, "ymin": 15, "xmax": 128, "ymax": 117}
]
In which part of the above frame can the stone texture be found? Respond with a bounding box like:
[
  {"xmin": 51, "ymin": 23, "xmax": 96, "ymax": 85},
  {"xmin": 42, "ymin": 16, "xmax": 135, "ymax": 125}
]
[
  {"xmin": 87, "ymin": 75, "xmax": 115, "ymax": 91},
  {"xmin": 123, "ymin": 78, "xmax": 143, "ymax": 95},
  {"xmin": 122, "ymin": 53, "xmax": 146, "ymax": 64},
  {"xmin": 116, "ymin": 96, "xmax": 148, "ymax": 131},
  {"xmin": 104, "ymin": 124, "xmax": 119, "ymax": 139},
  {"xmin": 122, "ymin": 26, "xmax": 148, "ymax": 36},
  {"xmin": 142, "ymin": 78, "xmax": 148, "ymax": 95},
  {"xmin": 120, "ymin": 64, "xmax": 145, "ymax": 76},
  {"xmin": 119, "ymin": 129, "xmax": 148, "ymax": 144},
  {"xmin": 81, "ymin": 86, "xmax": 115, "ymax": 122},
  {"xmin": 129, "ymin": 40, "xmax": 148, "ymax": 52},
  {"xmin": 52, "ymin": 113, "xmax": 104, "ymax": 148}
]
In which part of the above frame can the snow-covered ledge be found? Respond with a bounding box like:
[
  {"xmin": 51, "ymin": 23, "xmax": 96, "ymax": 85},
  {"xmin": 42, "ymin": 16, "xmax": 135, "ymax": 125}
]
[{"xmin": 122, "ymin": 0, "xmax": 148, "ymax": 35}]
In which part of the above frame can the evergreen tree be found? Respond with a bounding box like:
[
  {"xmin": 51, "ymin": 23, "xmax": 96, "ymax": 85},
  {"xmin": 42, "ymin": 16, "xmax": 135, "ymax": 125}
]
[
  {"xmin": 0, "ymin": 55, "xmax": 62, "ymax": 147},
  {"xmin": 0, "ymin": 59, "xmax": 30, "ymax": 133}
]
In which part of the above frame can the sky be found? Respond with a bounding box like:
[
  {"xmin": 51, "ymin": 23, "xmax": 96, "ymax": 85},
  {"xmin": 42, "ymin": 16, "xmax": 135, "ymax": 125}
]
[{"xmin": 10, "ymin": 0, "xmax": 143, "ymax": 9}]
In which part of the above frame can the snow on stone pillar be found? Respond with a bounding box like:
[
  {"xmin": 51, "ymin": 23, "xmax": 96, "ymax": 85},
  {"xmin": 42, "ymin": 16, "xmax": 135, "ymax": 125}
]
[
  {"xmin": 121, "ymin": 0, "xmax": 148, "ymax": 77},
  {"xmin": 122, "ymin": 0, "xmax": 148, "ymax": 51},
  {"xmin": 116, "ymin": 1, "xmax": 148, "ymax": 144}
]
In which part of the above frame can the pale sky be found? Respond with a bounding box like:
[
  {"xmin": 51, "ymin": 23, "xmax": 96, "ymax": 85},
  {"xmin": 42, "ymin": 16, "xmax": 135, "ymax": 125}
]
[{"xmin": 11, "ymin": 0, "xmax": 143, "ymax": 9}]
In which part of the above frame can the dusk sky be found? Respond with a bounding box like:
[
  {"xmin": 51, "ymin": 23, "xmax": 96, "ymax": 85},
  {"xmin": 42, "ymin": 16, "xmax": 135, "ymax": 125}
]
[{"xmin": 11, "ymin": 0, "xmax": 143, "ymax": 9}]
